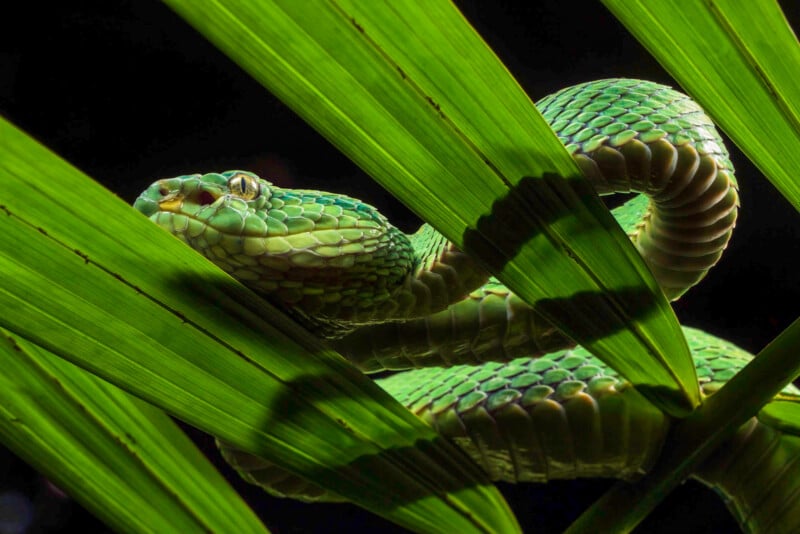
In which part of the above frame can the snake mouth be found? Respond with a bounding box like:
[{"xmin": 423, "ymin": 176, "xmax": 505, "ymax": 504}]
[
  {"xmin": 134, "ymin": 175, "xmax": 231, "ymax": 220},
  {"xmin": 157, "ymin": 189, "xmax": 219, "ymax": 214}
]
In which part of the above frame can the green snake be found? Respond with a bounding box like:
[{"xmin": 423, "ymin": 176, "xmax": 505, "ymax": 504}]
[{"xmin": 134, "ymin": 79, "xmax": 800, "ymax": 533}]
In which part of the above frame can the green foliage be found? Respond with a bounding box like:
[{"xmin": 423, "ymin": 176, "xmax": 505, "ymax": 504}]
[
  {"xmin": 164, "ymin": 0, "xmax": 698, "ymax": 418},
  {"xmin": 0, "ymin": 1, "xmax": 797, "ymax": 532},
  {"xmin": 0, "ymin": 118, "xmax": 516, "ymax": 533}
]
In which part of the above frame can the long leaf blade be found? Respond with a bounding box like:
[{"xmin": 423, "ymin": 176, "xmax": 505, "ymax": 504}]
[
  {"xmin": 0, "ymin": 330, "xmax": 269, "ymax": 534},
  {"xmin": 0, "ymin": 118, "xmax": 519, "ymax": 533},
  {"xmin": 163, "ymin": 0, "xmax": 698, "ymax": 415},
  {"xmin": 602, "ymin": 0, "xmax": 800, "ymax": 211}
]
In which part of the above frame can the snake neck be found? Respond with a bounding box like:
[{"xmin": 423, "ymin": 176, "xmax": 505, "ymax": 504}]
[{"xmin": 272, "ymin": 224, "xmax": 493, "ymax": 338}]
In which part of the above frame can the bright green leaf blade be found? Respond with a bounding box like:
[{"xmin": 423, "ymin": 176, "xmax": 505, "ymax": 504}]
[
  {"xmin": 566, "ymin": 317, "xmax": 800, "ymax": 533},
  {"xmin": 163, "ymin": 0, "xmax": 698, "ymax": 416},
  {"xmin": 0, "ymin": 330, "xmax": 268, "ymax": 534},
  {"xmin": 759, "ymin": 400, "xmax": 800, "ymax": 435},
  {"xmin": 602, "ymin": 0, "xmax": 800, "ymax": 211},
  {"xmin": 0, "ymin": 119, "xmax": 519, "ymax": 533}
]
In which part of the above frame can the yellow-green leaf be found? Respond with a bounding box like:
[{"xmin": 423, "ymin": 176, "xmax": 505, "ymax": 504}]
[
  {"xmin": 0, "ymin": 330, "xmax": 269, "ymax": 534},
  {"xmin": 0, "ymin": 118, "xmax": 519, "ymax": 533}
]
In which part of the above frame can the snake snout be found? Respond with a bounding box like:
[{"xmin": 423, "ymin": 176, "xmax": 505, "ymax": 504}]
[
  {"xmin": 159, "ymin": 185, "xmax": 225, "ymax": 214},
  {"xmin": 134, "ymin": 176, "xmax": 229, "ymax": 220}
]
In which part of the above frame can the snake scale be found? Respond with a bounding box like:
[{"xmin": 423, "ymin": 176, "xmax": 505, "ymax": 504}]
[{"xmin": 134, "ymin": 79, "xmax": 800, "ymax": 533}]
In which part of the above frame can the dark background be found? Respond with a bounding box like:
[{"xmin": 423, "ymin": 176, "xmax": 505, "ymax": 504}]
[{"xmin": 2, "ymin": 1, "xmax": 798, "ymax": 532}]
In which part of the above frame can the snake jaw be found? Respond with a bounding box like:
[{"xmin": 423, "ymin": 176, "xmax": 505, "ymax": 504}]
[{"xmin": 157, "ymin": 187, "xmax": 225, "ymax": 216}]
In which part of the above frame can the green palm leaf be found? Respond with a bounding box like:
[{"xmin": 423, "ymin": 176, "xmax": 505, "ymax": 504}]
[
  {"xmin": 0, "ymin": 329, "xmax": 268, "ymax": 534},
  {"xmin": 164, "ymin": 0, "xmax": 697, "ymax": 417},
  {"xmin": 0, "ymin": 1, "xmax": 797, "ymax": 532},
  {"xmin": 0, "ymin": 119, "xmax": 518, "ymax": 533}
]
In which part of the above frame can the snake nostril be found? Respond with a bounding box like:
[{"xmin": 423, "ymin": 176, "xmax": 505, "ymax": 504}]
[{"xmin": 198, "ymin": 191, "xmax": 216, "ymax": 206}]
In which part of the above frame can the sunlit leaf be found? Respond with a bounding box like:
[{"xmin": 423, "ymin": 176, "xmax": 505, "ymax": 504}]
[
  {"xmin": 0, "ymin": 118, "xmax": 518, "ymax": 533},
  {"xmin": 164, "ymin": 0, "xmax": 698, "ymax": 416},
  {"xmin": 0, "ymin": 330, "xmax": 268, "ymax": 533}
]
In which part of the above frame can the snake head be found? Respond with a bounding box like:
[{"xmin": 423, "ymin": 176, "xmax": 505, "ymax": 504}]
[
  {"xmin": 135, "ymin": 171, "xmax": 414, "ymax": 326},
  {"xmin": 133, "ymin": 170, "xmax": 266, "ymax": 219}
]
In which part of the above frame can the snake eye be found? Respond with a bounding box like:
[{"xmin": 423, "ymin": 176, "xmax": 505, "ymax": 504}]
[{"xmin": 227, "ymin": 172, "xmax": 261, "ymax": 200}]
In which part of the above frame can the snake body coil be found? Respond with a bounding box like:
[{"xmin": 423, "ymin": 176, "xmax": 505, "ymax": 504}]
[{"xmin": 134, "ymin": 79, "xmax": 799, "ymax": 533}]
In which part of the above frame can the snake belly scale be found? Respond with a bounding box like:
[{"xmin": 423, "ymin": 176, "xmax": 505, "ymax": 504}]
[{"xmin": 134, "ymin": 79, "xmax": 800, "ymax": 533}]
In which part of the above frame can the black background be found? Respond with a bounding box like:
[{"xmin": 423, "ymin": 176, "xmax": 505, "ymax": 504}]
[{"xmin": 2, "ymin": 1, "xmax": 798, "ymax": 532}]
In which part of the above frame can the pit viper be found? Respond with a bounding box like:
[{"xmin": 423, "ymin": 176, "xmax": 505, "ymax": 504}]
[{"xmin": 134, "ymin": 79, "xmax": 800, "ymax": 533}]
